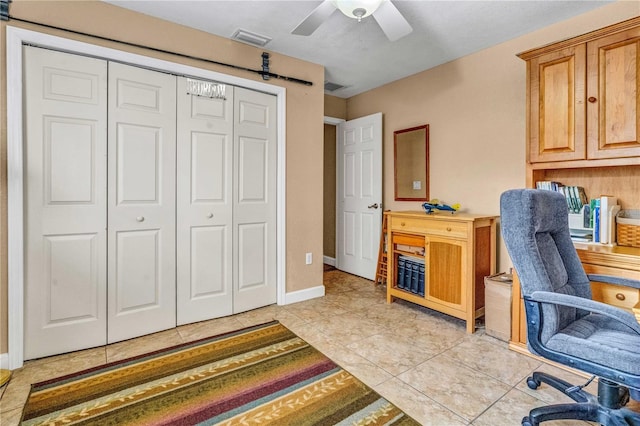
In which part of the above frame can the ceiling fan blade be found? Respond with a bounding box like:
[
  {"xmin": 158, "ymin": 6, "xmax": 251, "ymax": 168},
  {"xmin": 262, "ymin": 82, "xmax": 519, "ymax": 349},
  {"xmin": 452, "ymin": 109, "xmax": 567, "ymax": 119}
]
[
  {"xmin": 291, "ymin": 1, "xmax": 338, "ymax": 36},
  {"xmin": 372, "ymin": 1, "xmax": 413, "ymax": 42}
]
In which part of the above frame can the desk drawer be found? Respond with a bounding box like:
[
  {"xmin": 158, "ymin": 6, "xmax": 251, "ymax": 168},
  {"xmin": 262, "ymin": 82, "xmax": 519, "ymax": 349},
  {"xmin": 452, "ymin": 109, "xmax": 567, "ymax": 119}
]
[
  {"xmin": 391, "ymin": 217, "xmax": 468, "ymax": 238},
  {"xmin": 591, "ymin": 281, "xmax": 640, "ymax": 311}
]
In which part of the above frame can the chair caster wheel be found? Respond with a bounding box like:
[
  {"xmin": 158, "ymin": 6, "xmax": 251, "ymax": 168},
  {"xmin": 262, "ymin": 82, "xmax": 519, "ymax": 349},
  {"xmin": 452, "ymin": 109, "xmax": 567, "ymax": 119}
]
[
  {"xmin": 522, "ymin": 416, "xmax": 534, "ymax": 426},
  {"xmin": 526, "ymin": 377, "xmax": 540, "ymax": 390}
]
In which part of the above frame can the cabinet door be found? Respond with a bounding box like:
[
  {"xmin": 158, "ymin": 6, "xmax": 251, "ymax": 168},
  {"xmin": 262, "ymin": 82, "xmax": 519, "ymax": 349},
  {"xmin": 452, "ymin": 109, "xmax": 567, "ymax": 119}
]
[
  {"xmin": 529, "ymin": 45, "xmax": 586, "ymax": 162},
  {"xmin": 587, "ymin": 27, "xmax": 640, "ymax": 159},
  {"xmin": 425, "ymin": 236, "xmax": 466, "ymax": 311}
]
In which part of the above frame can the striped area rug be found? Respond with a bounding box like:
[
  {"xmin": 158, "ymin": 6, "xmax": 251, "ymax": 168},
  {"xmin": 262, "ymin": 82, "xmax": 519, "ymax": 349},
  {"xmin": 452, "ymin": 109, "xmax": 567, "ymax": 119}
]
[{"xmin": 21, "ymin": 321, "xmax": 419, "ymax": 425}]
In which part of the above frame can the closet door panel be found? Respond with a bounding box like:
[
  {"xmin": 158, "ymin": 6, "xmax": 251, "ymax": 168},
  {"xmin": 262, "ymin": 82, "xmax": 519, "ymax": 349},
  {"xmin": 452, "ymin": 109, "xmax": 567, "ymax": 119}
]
[
  {"xmin": 176, "ymin": 79, "xmax": 233, "ymax": 325},
  {"xmin": 108, "ymin": 62, "xmax": 176, "ymax": 342},
  {"xmin": 116, "ymin": 124, "xmax": 160, "ymax": 203},
  {"xmin": 233, "ymin": 88, "xmax": 277, "ymax": 313},
  {"xmin": 23, "ymin": 47, "xmax": 108, "ymax": 360},
  {"xmin": 190, "ymin": 226, "xmax": 226, "ymax": 294},
  {"xmin": 115, "ymin": 229, "xmax": 161, "ymax": 311}
]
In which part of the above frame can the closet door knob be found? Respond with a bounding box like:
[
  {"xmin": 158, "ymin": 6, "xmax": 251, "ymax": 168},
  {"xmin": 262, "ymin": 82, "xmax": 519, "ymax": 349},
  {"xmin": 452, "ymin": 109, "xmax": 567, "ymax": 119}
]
[
  {"xmin": 136, "ymin": 216, "xmax": 145, "ymax": 222},
  {"xmin": 207, "ymin": 213, "xmax": 214, "ymax": 218}
]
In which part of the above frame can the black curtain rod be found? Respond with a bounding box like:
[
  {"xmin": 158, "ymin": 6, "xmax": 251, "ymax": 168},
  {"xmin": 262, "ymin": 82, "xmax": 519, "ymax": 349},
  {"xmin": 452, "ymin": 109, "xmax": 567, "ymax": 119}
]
[{"xmin": 7, "ymin": 15, "xmax": 314, "ymax": 87}]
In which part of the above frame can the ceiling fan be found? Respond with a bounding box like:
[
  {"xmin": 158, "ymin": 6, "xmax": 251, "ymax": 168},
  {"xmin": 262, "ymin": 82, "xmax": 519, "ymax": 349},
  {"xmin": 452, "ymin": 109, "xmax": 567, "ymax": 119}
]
[{"xmin": 291, "ymin": 0, "xmax": 413, "ymax": 42}]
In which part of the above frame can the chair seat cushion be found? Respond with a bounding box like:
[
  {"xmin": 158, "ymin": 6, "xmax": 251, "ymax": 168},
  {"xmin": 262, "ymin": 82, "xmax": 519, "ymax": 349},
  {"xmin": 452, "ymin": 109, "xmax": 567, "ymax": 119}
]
[{"xmin": 547, "ymin": 313, "xmax": 640, "ymax": 378}]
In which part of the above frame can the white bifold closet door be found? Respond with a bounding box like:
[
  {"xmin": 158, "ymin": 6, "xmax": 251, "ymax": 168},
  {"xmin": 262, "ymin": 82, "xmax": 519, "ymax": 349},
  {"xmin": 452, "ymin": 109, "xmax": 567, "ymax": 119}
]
[
  {"xmin": 24, "ymin": 47, "xmax": 109, "ymax": 359},
  {"xmin": 23, "ymin": 46, "xmax": 277, "ymax": 360},
  {"xmin": 176, "ymin": 78, "xmax": 234, "ymax": 324},
  {"xmin": 232, "ymin": 87, "xmax": 277, "ymax": 313},
  {"xmin": 176, "ymin": 83, "xmax": 278, "ymax": 322},
  {"xmin": 107, "ymin": 62, "xmax": 177, "ymax": 343}
]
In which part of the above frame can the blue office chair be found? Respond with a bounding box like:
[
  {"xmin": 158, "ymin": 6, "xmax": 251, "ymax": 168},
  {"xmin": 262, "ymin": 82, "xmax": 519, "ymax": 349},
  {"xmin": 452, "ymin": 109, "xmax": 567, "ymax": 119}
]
[{"xmin": 500, "ymin": 189, "xmax": 640, "ymax": 426}]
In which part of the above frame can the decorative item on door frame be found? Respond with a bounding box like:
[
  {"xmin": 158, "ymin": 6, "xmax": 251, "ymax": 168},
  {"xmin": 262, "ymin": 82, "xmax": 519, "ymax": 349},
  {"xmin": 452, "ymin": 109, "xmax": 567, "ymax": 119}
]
[{"xmin": 186, "ymin": 78, "xmax": 226, "ymax": 99}]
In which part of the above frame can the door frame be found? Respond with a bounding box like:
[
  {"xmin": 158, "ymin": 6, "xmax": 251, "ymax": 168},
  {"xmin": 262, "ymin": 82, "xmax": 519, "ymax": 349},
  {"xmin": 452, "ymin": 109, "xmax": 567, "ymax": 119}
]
[
  {"xmin": 323, "ymin": 116, "xmax": 344, "ymax": 267},
  {"xmin": 6, "ymin": 26, "xmax": 287, "ymax": 369}
]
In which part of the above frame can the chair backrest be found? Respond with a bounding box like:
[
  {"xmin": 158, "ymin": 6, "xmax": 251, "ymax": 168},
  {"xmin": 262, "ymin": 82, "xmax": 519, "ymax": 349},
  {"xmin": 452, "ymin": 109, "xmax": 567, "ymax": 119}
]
[{"xmin": 500, "ymin": 189, "xmax": 592, "ymax": 343}]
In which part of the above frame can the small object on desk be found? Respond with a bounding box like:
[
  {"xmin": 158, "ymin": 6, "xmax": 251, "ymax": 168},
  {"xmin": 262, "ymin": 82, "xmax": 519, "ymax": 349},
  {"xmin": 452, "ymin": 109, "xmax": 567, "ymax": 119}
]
[
  {"xmin": 422, "ymin": 199, "xmax": 460, "ymax": 214},
  {"xmin": 599, "ymin": 196, "xmax": 618, "ymax": 245}
]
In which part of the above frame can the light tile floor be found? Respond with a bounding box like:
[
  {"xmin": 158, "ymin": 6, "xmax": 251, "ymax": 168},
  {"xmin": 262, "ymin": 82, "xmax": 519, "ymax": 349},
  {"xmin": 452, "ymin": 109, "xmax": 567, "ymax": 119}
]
[{"xmin": 1, "ymin": 269, "xmax": 636, "ymax": 425}]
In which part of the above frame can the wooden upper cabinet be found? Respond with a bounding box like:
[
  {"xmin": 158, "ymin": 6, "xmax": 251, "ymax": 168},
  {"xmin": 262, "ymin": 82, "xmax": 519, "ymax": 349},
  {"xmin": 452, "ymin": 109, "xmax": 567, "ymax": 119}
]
[
  {"xmin": 521, "ymin": 17, "xmax": 640, "ymax": 165},
  {"xmin": 587, "ymin": 27, "xmax": 640, "ymax": 160},
  {"xmin": 529, "ymin": 45, "xmax": 586, "ymax": 162}
]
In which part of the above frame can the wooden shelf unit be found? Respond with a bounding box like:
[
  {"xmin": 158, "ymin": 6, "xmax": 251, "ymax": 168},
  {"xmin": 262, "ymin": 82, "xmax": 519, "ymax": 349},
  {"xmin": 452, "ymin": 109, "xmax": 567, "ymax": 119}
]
[
  {"xmin": 384, "ymin": 211, "xmax": 497, "ymax": 333},
  {"xmin": 511, "ymin": 16, "xmax": 640, "ymax": 353}
]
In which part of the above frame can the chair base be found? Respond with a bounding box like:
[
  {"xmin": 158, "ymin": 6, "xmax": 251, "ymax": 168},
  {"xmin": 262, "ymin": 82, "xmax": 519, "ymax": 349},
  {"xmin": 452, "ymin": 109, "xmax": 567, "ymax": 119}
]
[{"xmin": 522, "ymin": 372, "xmax": 640, "ymax": 426}]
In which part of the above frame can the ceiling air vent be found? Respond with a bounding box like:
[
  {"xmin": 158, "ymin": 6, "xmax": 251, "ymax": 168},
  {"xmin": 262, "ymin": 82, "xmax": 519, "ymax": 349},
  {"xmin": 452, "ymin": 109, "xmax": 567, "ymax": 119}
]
[
  {"xmin": 231, "ymin": 29, "xmax": 272, "ymax": 47},
  {"xmin": 324, "ymin": 81, "xmax": 345, "ymax": 92}
]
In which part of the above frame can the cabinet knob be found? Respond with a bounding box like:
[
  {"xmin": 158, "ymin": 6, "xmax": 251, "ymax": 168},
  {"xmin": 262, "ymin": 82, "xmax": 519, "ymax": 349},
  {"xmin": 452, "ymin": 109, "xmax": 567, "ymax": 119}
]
[
  {"xmin": 446, "ymin": 227, "xmax": 452, "ymax": 232},
  {"xmin": 588, "ymin": 96, "xmax": 597, "ymax": 103},
  {"xmin": 616, "ymin": 293, "xmax": 626, "ymax": 301},
  {"xmin": 136, "ymin": 216, "xmax": 145, "ymax": 222},
  {"xmin": 401, "ymin": 222, "xmax": 405, "ymax": 226},
  {"xmin": 207, "ymin": 212, "xmax": 214, "ymax": 218}
]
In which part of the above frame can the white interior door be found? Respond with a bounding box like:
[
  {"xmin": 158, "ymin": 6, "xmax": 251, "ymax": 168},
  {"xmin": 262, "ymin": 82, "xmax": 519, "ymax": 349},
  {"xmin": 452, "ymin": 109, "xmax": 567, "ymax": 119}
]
[
  {"xmin": 233, "ymin": 87, "xmax": 277, "ymax": 313},
  {"xmin": 23, "ymin": 46, "xmax": 108, "ymax": 359},
  {"xmin": 107, "ymin": 62, "xmax": 177, "ymax": 343},
  {"xmin": 336, "ymin": 113, "xmax": 382, "ymax": 280},
  {"xmin": 176, "ymin": 78, "xmax": 234, "ymax": 325}
]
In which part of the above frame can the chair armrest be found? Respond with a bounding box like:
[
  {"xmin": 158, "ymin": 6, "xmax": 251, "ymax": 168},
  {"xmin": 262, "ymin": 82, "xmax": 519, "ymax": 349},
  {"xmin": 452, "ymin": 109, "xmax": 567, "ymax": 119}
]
[
  {"xmin": 587, "ymin": 274, "xmax": 640, "ymax": 290},
  {"xmin": 527, "ymin": 291, "xmax": 640, "ymax": 335}
]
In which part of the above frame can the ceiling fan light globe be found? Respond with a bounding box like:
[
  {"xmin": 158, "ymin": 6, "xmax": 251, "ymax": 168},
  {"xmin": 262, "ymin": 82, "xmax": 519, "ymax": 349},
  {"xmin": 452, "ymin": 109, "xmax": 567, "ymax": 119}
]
[{"xmin": 334, "ymin": 0, "xmax": 384, "ymax": 21}]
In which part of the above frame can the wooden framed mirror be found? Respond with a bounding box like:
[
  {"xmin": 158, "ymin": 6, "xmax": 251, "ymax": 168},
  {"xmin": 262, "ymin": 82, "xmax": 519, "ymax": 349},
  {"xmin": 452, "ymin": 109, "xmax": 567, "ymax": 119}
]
[{"xmin": 394, "ymin": 124, "xmax": 429, "ymax": 201}]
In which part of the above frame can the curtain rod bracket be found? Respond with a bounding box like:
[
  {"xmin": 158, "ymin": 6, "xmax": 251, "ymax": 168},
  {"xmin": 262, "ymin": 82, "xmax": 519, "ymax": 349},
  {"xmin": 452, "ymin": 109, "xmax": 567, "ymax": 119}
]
[
  {"xmin": 1, "ymin": 0, "xmax": 10, "ymax": 21},
  {"xmin": 261, "ymin": 52, "xmax": 270, "ymax": 81}
]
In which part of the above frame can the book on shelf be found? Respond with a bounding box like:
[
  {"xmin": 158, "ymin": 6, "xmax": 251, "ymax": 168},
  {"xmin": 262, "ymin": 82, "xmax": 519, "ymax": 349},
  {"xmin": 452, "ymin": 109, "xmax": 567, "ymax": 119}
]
[
  {"xmin": 403, "ymin": 259, "xmax": 412, "ymax": 289},
  {"xmin": 537, "ymin": 181, "xmax": 622, "ymax": 246},
  {"xmin": 396, "ymin": 256, "xmax": 425, "ymax": 294},
  {"xmin": 536, "ymin": 182, "xmax": 588, "ymax": 213},
  {"xmin": 410, "ymin": 262, "xmax": 420, "ymax": 293},
  {"xmin": 397, "ymin": 256, "xmax": 406, "ymax": 289},
  {"xmin": 600, "ymin": 195, "xmax": 620, "ymax": 244},
  {"xmin": 593, "ymin": 199, "xmax": 601, "ymax": 243}
]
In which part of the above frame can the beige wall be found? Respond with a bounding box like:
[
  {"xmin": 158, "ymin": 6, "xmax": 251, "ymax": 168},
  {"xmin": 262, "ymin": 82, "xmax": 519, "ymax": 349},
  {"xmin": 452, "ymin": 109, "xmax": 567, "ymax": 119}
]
[
  {"xmin": 324, "ymin": 95, "xmax": 347, "ymax": 120},
  {"xmin": 0, "ymin": 1, "xmax": 325, "ymax": 354},
  {"xmin": 346, "ymin": 1, "xmax": 640, "ymax": 273}
]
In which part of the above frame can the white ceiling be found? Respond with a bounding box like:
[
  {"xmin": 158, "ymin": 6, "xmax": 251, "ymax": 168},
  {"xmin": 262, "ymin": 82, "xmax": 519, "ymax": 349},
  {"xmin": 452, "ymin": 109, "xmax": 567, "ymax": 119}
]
[{"xmin": 104, "ymin": 0, "xmax": 612, "ymax": 98}]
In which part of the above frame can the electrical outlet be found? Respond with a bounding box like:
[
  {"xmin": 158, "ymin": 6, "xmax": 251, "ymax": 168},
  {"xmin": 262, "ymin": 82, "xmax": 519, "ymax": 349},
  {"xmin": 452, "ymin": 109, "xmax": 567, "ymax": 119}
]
[{"xmin": 305, "ymin": 253, "xmax": 312, "ymax": 265}]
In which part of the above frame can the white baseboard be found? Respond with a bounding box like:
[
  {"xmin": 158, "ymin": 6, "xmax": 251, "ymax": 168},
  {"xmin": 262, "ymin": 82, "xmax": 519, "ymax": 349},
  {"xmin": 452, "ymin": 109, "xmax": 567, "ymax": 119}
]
[
  {"xmin": 0, "ymin": 353, "xmax": 8, "ymax": 370},
  {"xmin": 282, "ymin": 285, "xmax": 325, "ymax": 305},
  {"xmin": 323, "ymin": 256, "xmax": 336, "ymax": 266}
]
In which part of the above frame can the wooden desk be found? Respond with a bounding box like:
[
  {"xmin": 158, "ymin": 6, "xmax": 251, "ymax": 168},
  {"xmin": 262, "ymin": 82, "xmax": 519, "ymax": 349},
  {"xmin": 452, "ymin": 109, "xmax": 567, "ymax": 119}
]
[
  {"xmin": 510, "ymin": 244, "xmax": 640, "ymax": 355},
  {"xmin": 385, "ymin": 211, "xmax": 497, "ymax": 333}
]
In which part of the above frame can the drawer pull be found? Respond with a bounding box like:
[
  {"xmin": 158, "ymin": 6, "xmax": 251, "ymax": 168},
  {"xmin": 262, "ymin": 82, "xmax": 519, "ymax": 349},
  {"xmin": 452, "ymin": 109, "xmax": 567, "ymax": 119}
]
[
  {"xmin": 616, "ymin": 293, "xmax": 626, "ymax": 301},
  {"xmin": 401, "ymin": 222, "xmax": 406, "ymax": 226},
  {"xmin": 446, "ymin": 227, "xmax": 452, "ymax": 232}
]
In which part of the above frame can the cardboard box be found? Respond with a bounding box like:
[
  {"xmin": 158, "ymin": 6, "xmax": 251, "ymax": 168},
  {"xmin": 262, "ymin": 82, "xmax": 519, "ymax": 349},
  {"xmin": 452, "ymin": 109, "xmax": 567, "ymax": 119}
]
[{"xmin": 484, "ymin": 273, "xmax": 513, "ymax": 342}]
